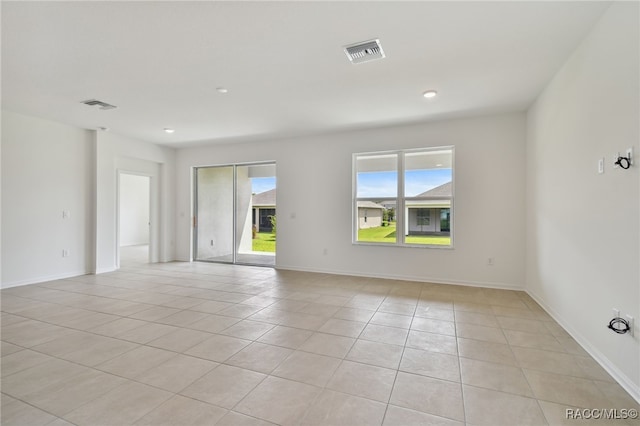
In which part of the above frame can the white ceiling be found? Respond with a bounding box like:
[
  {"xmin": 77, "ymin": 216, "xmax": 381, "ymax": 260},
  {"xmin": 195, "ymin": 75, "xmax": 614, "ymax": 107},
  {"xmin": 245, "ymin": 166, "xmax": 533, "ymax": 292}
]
[{"xmin": 2, "ymin": 1, "xmax": 609, "ymax": 147}]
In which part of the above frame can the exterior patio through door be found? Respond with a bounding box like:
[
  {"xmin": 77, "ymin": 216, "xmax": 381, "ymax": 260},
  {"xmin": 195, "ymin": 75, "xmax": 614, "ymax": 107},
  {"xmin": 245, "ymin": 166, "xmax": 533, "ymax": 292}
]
[{"xmin": 193, "ymin": 162, "xmax": 276, "ymax": 266}]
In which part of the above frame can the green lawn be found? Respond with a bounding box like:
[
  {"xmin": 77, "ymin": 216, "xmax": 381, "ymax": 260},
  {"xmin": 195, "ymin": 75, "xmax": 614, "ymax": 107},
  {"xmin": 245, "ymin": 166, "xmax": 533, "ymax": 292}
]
[
  {"xmin": 358, "ymin": 223, "xmax": 451, "ymax": 245},
  {"xmin": 252, "ymin": 232, "xmax": 276, "ymax": 252},
  {"xmin": 253, "ymin": 225, "xmax": 448, "ymax": 252},
  {"xmin": 358, "ymin": 225, "xmax": 397, "ymax": 243}
]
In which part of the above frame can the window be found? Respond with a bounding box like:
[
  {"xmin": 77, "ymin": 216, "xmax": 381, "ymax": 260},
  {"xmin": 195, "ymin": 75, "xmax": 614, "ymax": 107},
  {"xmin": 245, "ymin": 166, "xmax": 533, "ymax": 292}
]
[{"xmin": 353, "ymin": 147, "xmax": 453, "ymax": 247}]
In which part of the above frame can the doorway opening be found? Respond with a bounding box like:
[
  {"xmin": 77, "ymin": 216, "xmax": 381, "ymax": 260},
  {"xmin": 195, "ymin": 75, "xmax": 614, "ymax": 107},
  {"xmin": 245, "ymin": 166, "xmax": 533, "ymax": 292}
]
[
  {"xmin": 118, "ymin": 173, "xmax": 151, "ymax": 267},
  {"xmin": 193, "ymin": 162, "xmax": 276, "ymax": 267}
]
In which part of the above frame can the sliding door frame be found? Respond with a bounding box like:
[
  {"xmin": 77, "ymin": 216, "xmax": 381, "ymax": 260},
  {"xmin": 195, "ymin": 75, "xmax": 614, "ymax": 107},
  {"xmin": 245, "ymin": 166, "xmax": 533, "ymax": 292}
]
[{"xmin": 192, "ymin": 161, "xmax": 276, "ymax": 267}]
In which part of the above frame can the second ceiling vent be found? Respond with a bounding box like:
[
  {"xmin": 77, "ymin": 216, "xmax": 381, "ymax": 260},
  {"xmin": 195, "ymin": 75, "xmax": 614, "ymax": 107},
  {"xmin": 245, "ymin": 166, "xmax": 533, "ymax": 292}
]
[
  {"xmin": 344, "ymin": 39, "xmax": 385, "ymax": 64},
  {"xmin": 81, "ymin": 99, "xmax": 117, "ymax": 110}
]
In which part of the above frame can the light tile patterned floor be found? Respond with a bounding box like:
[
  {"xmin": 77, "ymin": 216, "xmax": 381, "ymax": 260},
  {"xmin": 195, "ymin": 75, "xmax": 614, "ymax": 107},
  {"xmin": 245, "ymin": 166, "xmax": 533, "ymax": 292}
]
[{"xmin": 1, "ymin": 260, "xmax": 638, "ymax": 426}]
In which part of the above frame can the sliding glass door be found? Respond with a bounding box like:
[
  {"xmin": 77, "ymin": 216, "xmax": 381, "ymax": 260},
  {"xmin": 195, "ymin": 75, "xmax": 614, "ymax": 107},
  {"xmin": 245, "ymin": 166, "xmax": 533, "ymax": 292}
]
[
  {"xmin": 194, "ymin": 166, "xmax": 235, "ymax": 263},
  {"xmin": 194, "ymin": 162, "xmax": 276, "ymax": 266}
]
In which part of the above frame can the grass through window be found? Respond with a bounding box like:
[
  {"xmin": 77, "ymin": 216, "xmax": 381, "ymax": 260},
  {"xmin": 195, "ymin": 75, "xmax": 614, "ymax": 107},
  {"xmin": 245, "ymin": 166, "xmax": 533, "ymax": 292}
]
[
  {"xmin": 252, "ymin": 232, "xmax": 276, "ymax": 252},
  {"xmin": 358, "ymin": 223, "xmax": 450, "ymax": 245}
]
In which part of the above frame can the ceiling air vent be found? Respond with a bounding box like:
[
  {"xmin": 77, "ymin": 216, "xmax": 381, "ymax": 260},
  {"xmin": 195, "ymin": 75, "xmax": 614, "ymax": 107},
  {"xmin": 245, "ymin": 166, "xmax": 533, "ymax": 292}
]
[
  {"xmin": 344, "ymin": 39, "xmax": 385, "ymax": 64},
  {"xmin": 81, "ymin": 99, "xmax": 117, "ymax": 110}
]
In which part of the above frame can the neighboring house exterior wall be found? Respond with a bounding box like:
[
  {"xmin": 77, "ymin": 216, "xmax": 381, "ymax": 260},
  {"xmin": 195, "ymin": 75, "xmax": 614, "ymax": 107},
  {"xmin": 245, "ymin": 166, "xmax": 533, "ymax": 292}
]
[
  {"xmin": 253, "ymin": 207, "xmax": 275, "ymax": 232},
  {"xmin": 405, "ymin": 181, "xmax": 452, "ymax": 235},
  {"xmin": 405, "ymin": 206, "xmax": 451, "ymax": 235},
  {"xmin": 407, "ymin": 208, "xmax": 439, "ymax": 233},
  {"xmin": 358, "ymin": 207, "xmax": 383, "ymax": 229},
  {"xmin": 252, "ymin": 188, "xmax": 276, "ymax": 232}
]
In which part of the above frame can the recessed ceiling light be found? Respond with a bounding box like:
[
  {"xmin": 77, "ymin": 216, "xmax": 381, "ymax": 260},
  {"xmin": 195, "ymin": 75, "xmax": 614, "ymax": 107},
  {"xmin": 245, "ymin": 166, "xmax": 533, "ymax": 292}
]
[
  {"xmin": 423, "ymin": 90, "xmax": 438, "ymax": 99},
  {"xmin": 216, "ymin": 87, "xmax": 228, "ymax": 94},
  {"xmin": 436, "ymin": 163, "xmax": 443, "ymax": 167},
  {"xmin": 164, "ymin": 128, "xmax": 175, "ymax": 134}
]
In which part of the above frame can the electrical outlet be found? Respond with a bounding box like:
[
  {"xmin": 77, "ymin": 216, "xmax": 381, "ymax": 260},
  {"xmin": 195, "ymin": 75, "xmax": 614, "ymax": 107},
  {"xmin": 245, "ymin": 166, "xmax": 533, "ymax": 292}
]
[
  {"xmin": 487, "ymin": 257, "xmax": 494, "ymax": 266},
  {"xmin": 62, "ymin": 249, "xmax": 69, "ymax": 258},
  {"xmin": 625, "ymin": 315, "xmax": 634, "ymax": 336}
]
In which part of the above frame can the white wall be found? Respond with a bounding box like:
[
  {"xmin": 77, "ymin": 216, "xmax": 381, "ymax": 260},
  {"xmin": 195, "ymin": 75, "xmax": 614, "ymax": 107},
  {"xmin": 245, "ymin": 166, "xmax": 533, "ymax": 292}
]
[
  {"xmin": 526, "ymin": 2, "xmax": 639, "ymax": 400},
  {"xmin": 119, "ymin": 173, "xmax": 150, "ymax": 246},
  {"xmin": 176, "ymin": 113, "xmax": 526, "ymax": 289},
  {"xmin": 0, "ymin": 112, "xmax": 176, "ymax": 284},
  {"xmin": 1, "ymin": 111, "xmax": 93, "ymax": 287},
  {"xmin": 95, "ymin": 131, "xmax": 175, "ymax": 273}
]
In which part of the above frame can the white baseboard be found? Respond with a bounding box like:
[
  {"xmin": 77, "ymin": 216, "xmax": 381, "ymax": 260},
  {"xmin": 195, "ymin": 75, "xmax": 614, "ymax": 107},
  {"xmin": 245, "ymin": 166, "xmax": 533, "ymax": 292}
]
[
  {"xmin": 275, "ymin": 264, "xmax": 524, "ymax": 291},
  {"xmin": 1, "ymin": 269, "xmax": 90, "ymax": 289},
  {"xmin": 94, "ymin": 267, "xmax": 118, "ymax": 274},
  {"xmin": 526, "ymin": 290, "xmax": 640, "ymax": 404}
]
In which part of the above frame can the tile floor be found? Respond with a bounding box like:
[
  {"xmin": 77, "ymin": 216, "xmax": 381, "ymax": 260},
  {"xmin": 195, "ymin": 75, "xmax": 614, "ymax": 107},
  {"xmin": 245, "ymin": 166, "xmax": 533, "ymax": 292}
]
[{"xmin": 1, "ymin": 259, "xmax": 638, "ymax": 426}]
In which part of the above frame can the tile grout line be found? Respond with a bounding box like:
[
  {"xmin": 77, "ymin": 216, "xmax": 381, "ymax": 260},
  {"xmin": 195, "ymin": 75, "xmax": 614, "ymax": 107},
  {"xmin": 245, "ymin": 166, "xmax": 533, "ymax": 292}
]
[
  {"xmin": 380, "ymin": 291, "xmax": 421, "ymax": 426},
  {"xmin": 3, "ymin": 265, "xmax": 635, "ymax": 425},
  {"xmin": 452, "ymin": 301, "xmax": 468, "ymax": 426}
]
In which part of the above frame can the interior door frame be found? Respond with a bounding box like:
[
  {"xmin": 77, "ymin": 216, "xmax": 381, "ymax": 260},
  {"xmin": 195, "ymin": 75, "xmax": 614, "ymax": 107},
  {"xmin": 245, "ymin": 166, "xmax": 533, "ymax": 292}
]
[{"xmin": 116, "ymin": 170, "xmax": 152, "ymax": 268}]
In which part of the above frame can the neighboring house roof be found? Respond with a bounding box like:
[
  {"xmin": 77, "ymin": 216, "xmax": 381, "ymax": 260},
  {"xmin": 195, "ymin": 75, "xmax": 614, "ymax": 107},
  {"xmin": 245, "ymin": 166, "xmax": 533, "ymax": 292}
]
[
  {"xmin": 357, "ymin": 201, "xmax": 385, "ymax": 209},
  {"xmin": 252, "ymin": 188, "xmax": 276, "ymax": 206},
  {"xmin": 406, "ymin": 181, "xmax": 452, "ymax": 209},
  {"xmin": 415, "ymin": 181, "xmax": 452, "ymax": 197}
]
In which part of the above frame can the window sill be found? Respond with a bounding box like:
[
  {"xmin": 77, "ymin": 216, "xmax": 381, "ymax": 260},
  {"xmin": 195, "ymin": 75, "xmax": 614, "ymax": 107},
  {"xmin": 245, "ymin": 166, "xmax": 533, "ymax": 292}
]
[{"xmin": 353, "ymin": 241, "xmax": 454, "ymax": 250}]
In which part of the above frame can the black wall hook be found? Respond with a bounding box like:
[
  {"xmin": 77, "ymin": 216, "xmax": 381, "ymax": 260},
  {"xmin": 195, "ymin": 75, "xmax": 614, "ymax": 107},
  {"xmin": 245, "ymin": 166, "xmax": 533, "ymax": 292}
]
[
  {"xmin": 608, "ymin": 317, "xmax": 631, "ymax": 334},
  {"xmin": 615, "ymin": 155, "xmax": 631, "ymax": 169}
]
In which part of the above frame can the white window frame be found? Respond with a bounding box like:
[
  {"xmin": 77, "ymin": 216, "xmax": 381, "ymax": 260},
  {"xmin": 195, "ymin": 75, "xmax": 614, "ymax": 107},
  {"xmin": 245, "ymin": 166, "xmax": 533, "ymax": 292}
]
[{"xmin": 352, "ymin": 146, "xmax": 454, "ymax": 248}]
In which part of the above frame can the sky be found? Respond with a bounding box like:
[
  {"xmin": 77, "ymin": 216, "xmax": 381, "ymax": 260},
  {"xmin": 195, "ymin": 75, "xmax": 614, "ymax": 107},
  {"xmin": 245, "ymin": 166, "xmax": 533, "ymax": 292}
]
[
  {"xmin": 357, "ymin": 169, "xmax": 452, "ymax": 198},
  {"xmin": 251, "ymin": 169, "xmax": 451, "ymax": 197},
  {"xmin": 252, "ymin": 177, "xmax": 276, "ymax": 194}
]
